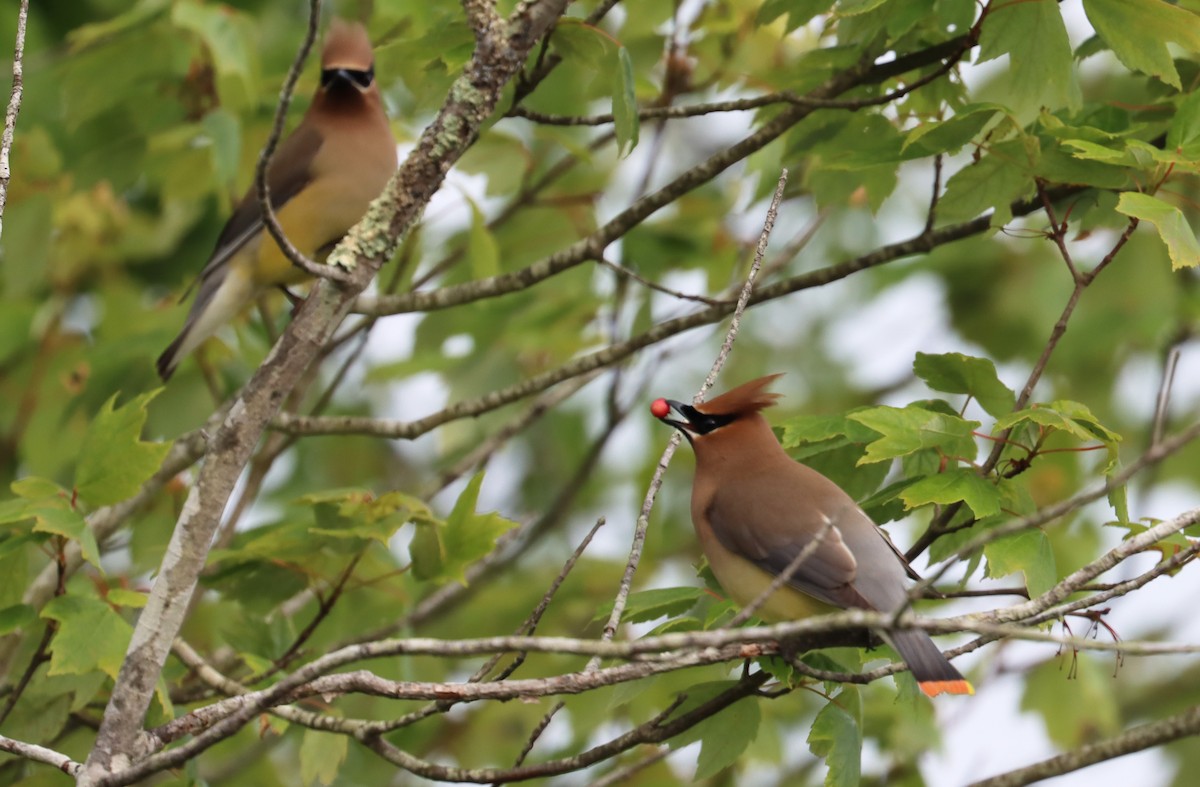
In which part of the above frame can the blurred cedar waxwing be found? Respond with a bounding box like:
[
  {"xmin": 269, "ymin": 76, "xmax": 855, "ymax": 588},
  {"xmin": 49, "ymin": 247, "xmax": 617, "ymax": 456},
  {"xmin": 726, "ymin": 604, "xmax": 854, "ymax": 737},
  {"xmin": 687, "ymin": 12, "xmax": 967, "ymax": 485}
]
[
  {"xmin": 652, "ymin": 375, "xmax": 972, "ymax": 697},
  {"xmin": 156, "ymin": 20, "xmax": 397, "ymax": 380}
]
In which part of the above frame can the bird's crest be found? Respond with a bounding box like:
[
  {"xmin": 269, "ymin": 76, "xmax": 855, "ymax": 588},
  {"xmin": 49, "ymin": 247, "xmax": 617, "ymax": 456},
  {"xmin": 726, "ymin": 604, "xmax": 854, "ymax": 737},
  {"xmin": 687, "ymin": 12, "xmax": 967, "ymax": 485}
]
[
  {"xmin": 322, "ymin": 19, "xmax": 374, "ymax": 70},
  {"xmin": 696, "ymin": 374, "xmax": 783, "ymax": 416}
]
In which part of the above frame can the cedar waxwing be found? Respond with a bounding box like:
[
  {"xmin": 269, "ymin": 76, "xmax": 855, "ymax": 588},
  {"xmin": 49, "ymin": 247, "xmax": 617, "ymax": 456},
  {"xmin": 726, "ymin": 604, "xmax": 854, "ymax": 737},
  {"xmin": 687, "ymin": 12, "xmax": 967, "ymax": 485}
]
[
  {"xmin": 156, "ymin": 20, "xmax": 397, "ymax": 380},
  {"xmin": 652, "ymin": 375, "xmax": 972, "ymax": 697}
]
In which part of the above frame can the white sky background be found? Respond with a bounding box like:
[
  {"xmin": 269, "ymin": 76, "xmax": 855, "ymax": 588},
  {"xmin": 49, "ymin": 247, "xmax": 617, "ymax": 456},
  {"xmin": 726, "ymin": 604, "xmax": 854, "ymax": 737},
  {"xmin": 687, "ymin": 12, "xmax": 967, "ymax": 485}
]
[{"xmin": 270, "ymin": 2, "xmax": 1200, "ymax": 784}]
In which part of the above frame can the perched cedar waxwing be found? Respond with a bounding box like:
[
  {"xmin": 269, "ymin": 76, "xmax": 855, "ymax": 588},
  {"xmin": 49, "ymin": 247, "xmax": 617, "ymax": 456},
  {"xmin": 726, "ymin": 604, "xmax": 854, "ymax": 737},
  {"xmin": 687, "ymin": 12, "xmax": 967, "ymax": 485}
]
[
  {"xmin": 156, "ymin": 20, "xmax": 397, "ymax": 380},
  {"xmin": 652, "ymin": 375, "xmax": 973, "ymax": 697}
]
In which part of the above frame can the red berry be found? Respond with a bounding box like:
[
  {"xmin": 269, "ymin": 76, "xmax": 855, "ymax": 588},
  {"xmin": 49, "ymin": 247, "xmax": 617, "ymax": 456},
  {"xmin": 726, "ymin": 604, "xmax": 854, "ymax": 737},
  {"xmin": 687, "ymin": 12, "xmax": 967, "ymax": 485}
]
[{"xmin": 650, "ymin": 398, "xmax": 671, "ymax": 418}]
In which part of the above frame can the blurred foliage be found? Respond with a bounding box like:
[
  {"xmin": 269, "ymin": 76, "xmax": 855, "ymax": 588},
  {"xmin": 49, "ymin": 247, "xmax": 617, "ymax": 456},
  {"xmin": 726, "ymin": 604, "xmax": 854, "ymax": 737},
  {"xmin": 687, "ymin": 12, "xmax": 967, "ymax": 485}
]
[{"xmin": 1, "ymin": 0, "xmax": 1199, "ymax": 785}]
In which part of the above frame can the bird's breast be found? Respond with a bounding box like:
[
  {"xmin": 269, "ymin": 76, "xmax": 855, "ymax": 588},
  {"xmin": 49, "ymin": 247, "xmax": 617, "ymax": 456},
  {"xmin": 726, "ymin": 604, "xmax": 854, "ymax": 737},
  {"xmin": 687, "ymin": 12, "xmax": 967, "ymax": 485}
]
[
  {"xmin": 692, "ymin": 515, "xmax": 838, "ymax": 621},
  {"xmin": 251, "ymin": 135, "xmax": 396, "ymax": 286}
]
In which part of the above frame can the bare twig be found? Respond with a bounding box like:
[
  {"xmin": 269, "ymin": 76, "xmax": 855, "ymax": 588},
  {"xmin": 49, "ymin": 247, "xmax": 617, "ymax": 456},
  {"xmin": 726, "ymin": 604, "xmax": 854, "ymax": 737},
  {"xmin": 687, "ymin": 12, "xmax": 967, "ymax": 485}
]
[
  {"xmin": 507, "ymin": 48, "xmax": 969, "ymax": 127},
  {"xmin": 0, "ymin": 0, "xmax": 28, "ymax": 241},
  {"xmin": 1152, "ymin": 346, "xmax": 1181, "ymax": 445},
  {"xmin": 968, "ymin": 705, "xmax": 1200, "ymax": 787},
  {"xmin": 594, "ymin": 169, "xmax": 788, "ymax": 668},
  {"xmin": 0, "ymin": 733, "xmax": 81, "ymax": 777},
  {"xmin": 486, "ymin": 518, "xmax": 607, "ymax": 768},
  {"xmin": 912, "ymin": 421, "xmax": 1200, "ymax": 595},
  {"xmin": 428, "ymin": 370, "xmax": 602, "ymax": 495},
  {"xmin": 278, "ymin": 186, "xmax": 1080, "ymax": 440},
  {"xmin": 589, "ymin": 747, "xmax": 671, "ymax": 787},
  {"xmin": 726, "ymin": 518, "xmax": 833, "ymax": 628},
  {"xmin": 908, "ymin": 213, "xmax": 1142, "ymax": 560},
  {"xmin": 924, "ymin": 153, "xmax": 943, "ymax": 234},
  {"xmin": 358, "ymin": 674, "xmax": 768, "ymax": 783},
  {"xmin": 597, "ymin": 255, "xmax": 728, "ymax": 306},
  {"xmin": 246, "ymin": 552, "xmax": 364, "ymax": 684}
]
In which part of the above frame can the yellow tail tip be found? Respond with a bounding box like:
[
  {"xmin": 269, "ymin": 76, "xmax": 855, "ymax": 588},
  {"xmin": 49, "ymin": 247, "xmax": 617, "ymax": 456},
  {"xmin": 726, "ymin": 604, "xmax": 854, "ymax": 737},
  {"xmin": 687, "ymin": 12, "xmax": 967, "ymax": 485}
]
[{"xmin": 920, "ymin": 679, "xmax": 975, "ymax": 697}]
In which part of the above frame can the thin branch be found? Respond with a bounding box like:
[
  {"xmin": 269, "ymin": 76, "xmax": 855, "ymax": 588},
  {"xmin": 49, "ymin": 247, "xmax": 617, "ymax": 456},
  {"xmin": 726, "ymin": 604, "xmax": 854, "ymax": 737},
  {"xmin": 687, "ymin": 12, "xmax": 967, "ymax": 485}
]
[
  {"xmin": 912, "ymin": 422, "xmax": 1200, "ymax": 595},
  {"xmin": 354, "ymin": 31, "xmax": 977, "ymax": 320},
  {"xmin": 593, "ymin": 169, "xmax": 788, "ymax": 669},
  {"xmin": 597, "ymin": 255, "xmax": 728, "ymax": 306},
  {"xmin": 968, "ymin": 705, "xmax": 1200, "ymax": 787},
  {"xmin": 486, "ymin": 518, "xmax": 606, "ymax": 769},
  {"xmin": 0, "ymin": 615, "xmax": 54, "ymax": 726},
  {"xmin": 1003, "ymin": 217, "xmax": 1137, "ymax": 440},
  {"xmin": 1152, "ymin": 346, "xmax": 1180, "ymax": 445},
  {"xmin": 352, "ymin": 413, "xmax": 621, "ymax": 648},
  {"xmin": 589, "ymin": 747, "xmax": 671, "ymax": 787},
  {"xmin": 908, "ymin": 214, "xmax": 1142, "ymax": 560},
  {"xmin": 470, "ymin": 517, "xmax": 605, "ymax": 685},
  {"xmin": 428, "ymin": 370, "xmax": 602, "ymax": 495},
  {"xmin": 0, "ymin": 733, "xmax": 81, "ymax": 777},
  {"xmin": 81, "ymin": 1, "xmax": 571, "ymax": 782},
  {"xmin": 358, "ymin": 674, "xmax": 768, "ymax": 783},
  {"xmin": 278, "ymin": 185, "xmax": 1080, "ymax": 440},
  {"xmin": 950, "ymin": 504, "xmax": 1200, "ymax": 628},
  {"xmin": 0, "ymin": 0, "xmax": 28, "ymax": 241},
  {"xmin": 726, "ymin": 518, "xmax": 833, "ymax": 628},
  {"xmin": 507, "ymin": 43, "xmax": 968, "ymax": 127},
  {"xmin": 246, "ymin": 552, "xmax": 364, "ymax": 684},
  {"xmin": 923, "ymin": 154, "xmax": 943, "ymax": 234},
  {"xmin": 1022, "ymin": 537, "xmax": 1200, "ymax": 629},
  {"xmin": 151, "ymin": 614, "xmax": 1200, "ymax": 748},
  {"xmin": 253, "ymin": 0, "xmax": 352, "ymax": 283}
]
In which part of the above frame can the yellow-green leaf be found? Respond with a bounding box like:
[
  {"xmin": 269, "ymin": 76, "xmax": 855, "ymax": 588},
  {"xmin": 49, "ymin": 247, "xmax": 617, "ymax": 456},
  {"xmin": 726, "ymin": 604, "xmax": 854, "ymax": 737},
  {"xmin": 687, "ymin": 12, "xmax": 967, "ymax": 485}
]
[
  {"xmin": 901, "ymin": 469, "xmax": 1002, "ymax": 519},
  {"xmin": 667, "ymin": 681, "xmax": 762, "ymax": 780},
  {"xmin": 848, "ymin": 405, "xmax": 980, "ymax": 464},
  {"xmin": 979, "ymin": 0, "xmax": 1080, "ymax": 112},
  {"xmin": 1082, "ymin": 0, "xmax": 1200, "ymax": 89},
  {"xmin": 75, "ymin": 392, "xmax": 171, "ymax": 508},
  {"xmin": 807, "ymin": 688, "xmax": 862, "ymax": 787},
  {"xmin": 984, "ymin": 529, "xmax": 1057, "ymax": 597},
  {"xmin": 467, "ymin": 199, "xmax": 500, "ymax": 279},
  {"xmin": 913, "ymin": 352, "xmax": 1016, "ymax": 418},
  {"xmin": 41, "ymin": 594, "xmax": 132, "ymax": 679},
  {"xmin": 442, "ymin": 472, "xmax": 519, "ymax": 585},
  {"xmin": 1115, "ymin": 192, "xmax": 1200, "ymax": 270},
  {"xmin": 300, "ymin": 727, "xmax": 348, "ymax": 786},
  {"xmin": 612, "ymin": 46, "xmax": 639, "ymax": 157}
]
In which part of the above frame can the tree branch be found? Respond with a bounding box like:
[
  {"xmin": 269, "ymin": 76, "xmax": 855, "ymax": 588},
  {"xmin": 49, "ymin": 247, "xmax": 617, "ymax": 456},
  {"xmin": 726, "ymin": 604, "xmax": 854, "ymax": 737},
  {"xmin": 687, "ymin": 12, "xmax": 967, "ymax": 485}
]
[
  {"xmin": 0, "ymin": 733, "xmax": 81, "ymax": 777},
  {"xmin": 275, "ymin": 185, "xmax": 1078, "ymax": 440},
  {"xmin": 79, "ymin": 2, "xmax": 572, "ymax": 783},
  {"xmin": 969, "ymin": 704, "xmax": 1200, "ymax": 787}
]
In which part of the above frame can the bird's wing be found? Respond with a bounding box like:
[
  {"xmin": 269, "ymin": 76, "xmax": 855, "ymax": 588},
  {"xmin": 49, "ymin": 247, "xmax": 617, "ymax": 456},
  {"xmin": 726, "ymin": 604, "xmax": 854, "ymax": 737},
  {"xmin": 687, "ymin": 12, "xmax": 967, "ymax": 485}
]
[
  {"xmin": 705, "ymin": 480, "xmax": 874, "ymax": 610},
  {"xmin": 190, "ymin": 124, "xmax": 325, "ymax": 290}
]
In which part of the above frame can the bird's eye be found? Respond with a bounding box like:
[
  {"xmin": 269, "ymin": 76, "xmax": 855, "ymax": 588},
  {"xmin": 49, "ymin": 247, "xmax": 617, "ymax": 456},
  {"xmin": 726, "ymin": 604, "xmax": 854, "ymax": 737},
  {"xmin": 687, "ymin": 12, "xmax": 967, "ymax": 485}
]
[
  {"xmin": 349, "ymin": 66, "xmax": 374, "ymax": 88},
  {"xmin": 320, "ymin": 66, "xmax": 375, "ymax": 89},
  {"xmin": 679, "ymin": 405, "xmax": 736, "ymax": 434}
]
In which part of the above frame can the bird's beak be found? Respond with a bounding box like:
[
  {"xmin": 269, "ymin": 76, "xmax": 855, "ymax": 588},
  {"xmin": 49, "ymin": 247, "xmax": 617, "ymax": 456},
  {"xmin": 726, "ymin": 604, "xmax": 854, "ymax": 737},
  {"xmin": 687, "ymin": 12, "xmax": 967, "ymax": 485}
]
[{"xmin": 654, "ymin": 399, "xmax": 698, "ymax": 438}]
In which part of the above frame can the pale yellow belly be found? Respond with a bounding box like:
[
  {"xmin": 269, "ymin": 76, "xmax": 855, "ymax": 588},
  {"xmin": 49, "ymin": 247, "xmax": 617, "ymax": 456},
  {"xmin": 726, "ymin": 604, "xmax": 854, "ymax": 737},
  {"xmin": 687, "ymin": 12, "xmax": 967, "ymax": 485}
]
[
  {"xmin": 250, "ymin": 179, "xmax": 362, "ymax": 286},
  {"xmin": 707, "ymin": 542, "xmax": 839, "ymax": 621}
]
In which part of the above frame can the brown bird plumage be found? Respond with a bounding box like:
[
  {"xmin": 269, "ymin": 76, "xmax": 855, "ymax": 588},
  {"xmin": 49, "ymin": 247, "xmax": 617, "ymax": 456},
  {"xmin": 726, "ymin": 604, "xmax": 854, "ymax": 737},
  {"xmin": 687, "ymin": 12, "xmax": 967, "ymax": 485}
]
[
  {"xmin": 156, "ymin": 19, "xmax": 397, "ymax": 380},
  {"xmin": 653, "ymin": 375, "xmax": 972, "ymax": 697}
]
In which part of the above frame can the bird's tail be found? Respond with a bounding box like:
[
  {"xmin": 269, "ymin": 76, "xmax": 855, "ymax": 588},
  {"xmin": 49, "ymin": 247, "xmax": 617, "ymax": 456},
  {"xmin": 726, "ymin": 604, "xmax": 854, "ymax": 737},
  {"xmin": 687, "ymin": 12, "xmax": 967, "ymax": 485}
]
[
  {"xmin": 155, "ymin": 329, "xmax": 189, "ymax": 381},
  {"xmin": 886, "ymin": 628, "xmax": 973, "ymax": 697},
  {"xmin": 156, "ymin": 265, "xmax": 256, "ymax": 382}
]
